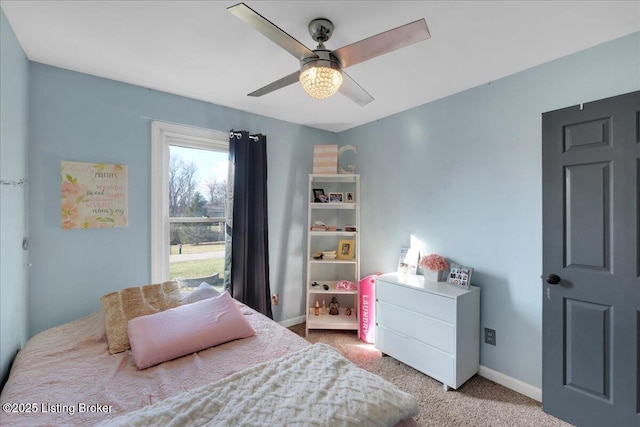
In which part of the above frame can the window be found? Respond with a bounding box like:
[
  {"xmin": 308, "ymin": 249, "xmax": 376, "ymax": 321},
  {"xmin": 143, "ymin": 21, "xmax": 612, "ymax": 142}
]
[{"xmin": 151, "ymin": 121, "xmax": 229, "ymax": 291}]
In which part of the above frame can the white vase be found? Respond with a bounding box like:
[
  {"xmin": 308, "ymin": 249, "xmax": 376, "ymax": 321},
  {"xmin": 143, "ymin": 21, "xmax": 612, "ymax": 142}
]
[{"xmin": 423, "ymin": 269, "xmax": 442, "ymax": 282}]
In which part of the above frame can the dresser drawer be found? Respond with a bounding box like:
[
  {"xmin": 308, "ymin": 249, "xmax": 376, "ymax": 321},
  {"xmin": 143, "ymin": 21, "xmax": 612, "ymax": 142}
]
[
  {"xmin": 377, "ymin": 301, "xmax": 455, "ymax": 354},
  {"xmin": 377, "ymin": 279, "xmax": 455, "ymax": 323},
  {"xmin": 376, "ymin": 326, "xmax": 454, "ymax": 386}
]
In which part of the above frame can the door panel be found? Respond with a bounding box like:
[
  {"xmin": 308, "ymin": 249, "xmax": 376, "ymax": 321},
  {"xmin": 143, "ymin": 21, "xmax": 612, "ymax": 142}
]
[
  {"xmin": 563, "ymin": 118, "xmax": 611, "ymax": 152},
  {"xmin": 564, "ymin": 299, "xmax": 611, "ymax": 400},
  {"xmin": 564, "ymin": 162, "xmax": 611, "ymax": 270},
  {"xmin": 542, "ymin": 90, "xmax": 640, "ymax": 426}
]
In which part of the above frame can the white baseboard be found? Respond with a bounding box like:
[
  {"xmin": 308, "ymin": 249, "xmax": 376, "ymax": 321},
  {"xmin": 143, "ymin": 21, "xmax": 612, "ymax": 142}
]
[
  {"xmin": 479, "ymin": 365, "xmax": 541, "ymax": 402},
  {"xmin": 278, "ymin": 315, "xmax": 306, "ymax": 328}
]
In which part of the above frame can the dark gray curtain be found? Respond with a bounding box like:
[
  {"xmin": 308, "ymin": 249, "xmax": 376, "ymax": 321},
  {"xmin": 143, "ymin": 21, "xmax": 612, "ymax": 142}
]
[{"xmin": 225, "ymin": 130, "xmax": 273, "ymax": 319}]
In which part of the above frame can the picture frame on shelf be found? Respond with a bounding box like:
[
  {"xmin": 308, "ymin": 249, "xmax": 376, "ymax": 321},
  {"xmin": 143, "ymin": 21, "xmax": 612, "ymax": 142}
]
[
  {"xmin": 345, "ymin": 191, "xmax": 355, "ymax": 202},
  {"xmin": 447, "ymin": 264, "xmax": 473, "ymax": 290},
  {"xmin": 337, "ymin": 239, "xmax": 355, "ymax": 260},
  {"xmin": 328, "ymin": 192, "xmax": 343, "ymax": 203},
  {"xmin": 313, "ymin": 188, "xmax": 327, "ymax": 203}
]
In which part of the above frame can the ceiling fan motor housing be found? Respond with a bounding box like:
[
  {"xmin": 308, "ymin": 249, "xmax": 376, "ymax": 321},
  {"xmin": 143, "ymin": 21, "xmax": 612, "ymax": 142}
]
[{"xmin": 300, "ymin": 50, "xmax": 342, "ymax": 73}]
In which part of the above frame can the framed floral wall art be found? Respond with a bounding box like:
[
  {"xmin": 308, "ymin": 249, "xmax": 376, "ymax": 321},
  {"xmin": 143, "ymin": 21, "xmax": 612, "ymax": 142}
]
[{"xmin": 61, "ymin": 161, "xmax": 128, "ymax": 229}]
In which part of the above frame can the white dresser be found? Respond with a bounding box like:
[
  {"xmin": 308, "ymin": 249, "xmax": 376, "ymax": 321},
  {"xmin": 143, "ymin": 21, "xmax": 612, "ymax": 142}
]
[{"xmin": 375, "ymin": 273, "xmax": 480, "ymax": 390}]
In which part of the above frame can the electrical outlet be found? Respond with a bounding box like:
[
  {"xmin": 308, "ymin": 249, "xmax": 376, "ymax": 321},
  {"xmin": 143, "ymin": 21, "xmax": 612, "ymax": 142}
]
[
  {"xmin": 271, "ymin": 294, "xmax": 279, "ymax": 305},
  {"xmin": 485, "ymin": 328, "xmax": 496, "ymax": 346}
]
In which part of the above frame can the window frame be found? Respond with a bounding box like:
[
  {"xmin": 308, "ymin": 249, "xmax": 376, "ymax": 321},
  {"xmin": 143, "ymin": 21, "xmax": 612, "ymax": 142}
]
[{"xmin": 150, "ymin": 121, "xmax": 229, "ymax": 282}]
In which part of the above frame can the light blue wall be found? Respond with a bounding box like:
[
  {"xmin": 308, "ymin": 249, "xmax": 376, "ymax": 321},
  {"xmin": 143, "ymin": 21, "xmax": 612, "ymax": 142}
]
[
  {"xmin": 338, "ymin": 32, "xmax": 640, "ymax": 388},
  {"xmin": 27, "ymin": 63, "xmax": 335, "ymax": 336},
  {"xmin": 0, "ymin": 9, "xmax": 29, "ymax": 385}
]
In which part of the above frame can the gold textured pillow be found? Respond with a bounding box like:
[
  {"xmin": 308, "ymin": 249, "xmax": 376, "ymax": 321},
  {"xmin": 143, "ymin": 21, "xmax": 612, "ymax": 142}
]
[{"xmin": 101, "ymin": 281, "xmax": 181, "ymax": 354}]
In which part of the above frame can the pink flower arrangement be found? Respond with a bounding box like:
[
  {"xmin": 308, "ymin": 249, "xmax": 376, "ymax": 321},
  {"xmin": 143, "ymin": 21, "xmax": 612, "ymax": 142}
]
[{"xmin": 419, "ymin": 254, "xmax": 449, "ymax": 271}]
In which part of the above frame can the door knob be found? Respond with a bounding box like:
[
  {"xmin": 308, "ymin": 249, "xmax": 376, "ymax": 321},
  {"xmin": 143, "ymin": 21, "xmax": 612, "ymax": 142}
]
[{"xmin": 546, "ymin": 274, "xmax": 561, "ymax": 285}]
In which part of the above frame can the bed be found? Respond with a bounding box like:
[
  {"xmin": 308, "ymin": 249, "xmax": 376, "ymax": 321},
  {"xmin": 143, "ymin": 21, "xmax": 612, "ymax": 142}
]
[{"xmin": 0, "ymin": 283, "xmax": 418, "ymax": 426}]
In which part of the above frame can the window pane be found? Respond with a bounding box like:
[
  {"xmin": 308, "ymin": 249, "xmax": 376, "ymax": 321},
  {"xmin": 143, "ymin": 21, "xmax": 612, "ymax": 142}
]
[
  {"xmin": 168, "ymin": 144, "xmax": 228, "ymax": 292},
  {"xmin": 169, "ymin": 145, "xmax": 228, "ymax": 218},
  {"xmin": 170, "ymin": 222, "xmax": 225, "ymax": 289}
]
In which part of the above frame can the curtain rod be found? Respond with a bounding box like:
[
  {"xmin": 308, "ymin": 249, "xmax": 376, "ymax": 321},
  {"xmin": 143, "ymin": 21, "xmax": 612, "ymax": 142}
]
[{"xmin": 229, "ymin": 132, "xmax": 259, "ymax": 141}]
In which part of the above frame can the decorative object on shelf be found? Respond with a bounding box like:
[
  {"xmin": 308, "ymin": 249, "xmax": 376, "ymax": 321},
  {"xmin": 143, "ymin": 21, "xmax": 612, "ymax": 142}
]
[
  {"xmin": 338, "ymin": 145, "xmax": 357, "ymax": 174},
  {"xmin": 419, "ymin": 253, "xmax": 449, "ymax": 282},
  {"xmin": 313, "ymin": 188, "xmax": 328, "ymax": 203},
  {"xmin": 313, "ymin": 145, "xmax": 338, "ymax": 174},
  {"xmin": 323, "ymin": 284, "xmax": 329, "ymax": 291},
  {"xmin": 311, "ymin": 221, "xmax": 327, "ymax": 231},
  {"xmin": 314, "ymin": 301, "xmax": 320, "ymax": 316},
  {"xmin": 345, "ymin": 307, "xmax": 352, "ymax": 316},
  {"xmin": 398, "ymin": 247, "xmax": 419, "ymax": 275},
  {"xmin": 335, "ymin": 280, "xmax": 357, "ymax": 291},
  {"xmin": 61, "ymin": 161, "xmax": 128, "ymax": 229},
  {"xmin": 328, "ymin": 192, "xmax": 343, "ymax": 203},
  {"xmin": 337, "ymin": 240, "xmax": 355, "ymax": 260},
  {"xmin": 321, "ymin": 300, "xmax": 326, "ymax": 315},
  {"xmin": 447, "ymin": 264, "xmax": 474, "ymax": 290},
  {"xmin": 329, "ymin": 297, "xmax": 340, "ymax": 315},
  {"xmin": 344, "ymin": 225, "xmax": 357, "ymax": 232},
  {"xmin": 322, "ymin": 250, "xmax": 337, "ymax": 260},
  {"xmin": 346, "ymin": 191, "xmax": 355, "ymax": 202}
]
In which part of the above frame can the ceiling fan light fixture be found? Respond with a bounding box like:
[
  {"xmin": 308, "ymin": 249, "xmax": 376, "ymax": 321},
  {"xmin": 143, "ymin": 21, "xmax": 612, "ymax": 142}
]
[{"xmin": 299, "ymin": 56, "xmax": 343, "ymax": 100}]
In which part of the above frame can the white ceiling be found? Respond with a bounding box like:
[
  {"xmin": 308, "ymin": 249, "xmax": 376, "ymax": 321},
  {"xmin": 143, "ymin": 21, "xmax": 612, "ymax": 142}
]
[{"xmin": 2, "ymin": 1, "xmax": 639, "ymax": 133}]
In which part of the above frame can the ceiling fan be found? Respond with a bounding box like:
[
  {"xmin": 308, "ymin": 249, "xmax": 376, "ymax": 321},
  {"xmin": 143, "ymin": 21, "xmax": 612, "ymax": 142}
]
[{"xmin": 228, "ymin": 2, "xmax": 430, "ymax": 106}]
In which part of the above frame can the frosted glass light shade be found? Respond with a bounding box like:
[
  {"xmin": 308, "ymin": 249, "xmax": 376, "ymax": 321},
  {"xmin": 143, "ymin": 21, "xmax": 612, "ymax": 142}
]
[{"xmin": 299, "ymin": 65, "xmax": 343, "ymax": 99}]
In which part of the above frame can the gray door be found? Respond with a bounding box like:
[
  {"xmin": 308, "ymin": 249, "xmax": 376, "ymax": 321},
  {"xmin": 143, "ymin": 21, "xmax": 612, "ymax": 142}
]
[{"xmin": 542, "ymin": 91, "xmax": 639, "ymax": 426}]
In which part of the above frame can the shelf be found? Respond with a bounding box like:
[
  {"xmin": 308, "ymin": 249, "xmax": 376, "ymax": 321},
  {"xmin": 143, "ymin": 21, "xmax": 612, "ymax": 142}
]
[
  {"xmin": 310, "ymin": 174, "xmax": 358, "ymax": 183},
  {"xmin": 308, "ymin": 281, "xmax": 359, "ymax": 295},
  {"xmin": 310, "ymin": 202, "xmax": 356, "ymax": 210},
  {"xmin": 309, "ymin": 259, "xmax": 357, "ymax": 264},
  {"xmin": 309, "ymin": 231, "xmax": 357, "ymax": 237},
  {"xmin": 307, "ymin": 308, "xmax": 358, "ymax": 330}
]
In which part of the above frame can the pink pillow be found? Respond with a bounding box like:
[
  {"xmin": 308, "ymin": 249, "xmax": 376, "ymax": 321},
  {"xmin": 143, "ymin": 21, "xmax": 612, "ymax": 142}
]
[{"xmin": 128, "ymin": 292, "xmax": 255, "ymax": 369}]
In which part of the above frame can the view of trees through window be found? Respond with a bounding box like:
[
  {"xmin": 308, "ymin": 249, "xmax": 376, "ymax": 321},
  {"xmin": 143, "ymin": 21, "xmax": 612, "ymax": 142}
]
[{"xmin": 169, "ymin": 145, "xmax": 228, "ymax": 291}]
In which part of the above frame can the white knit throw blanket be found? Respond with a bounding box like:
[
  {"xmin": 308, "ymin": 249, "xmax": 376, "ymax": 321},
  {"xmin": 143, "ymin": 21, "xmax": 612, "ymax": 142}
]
[{"xmin": 100, "ymin": 343, "xmax": 418, "ymax": 427}]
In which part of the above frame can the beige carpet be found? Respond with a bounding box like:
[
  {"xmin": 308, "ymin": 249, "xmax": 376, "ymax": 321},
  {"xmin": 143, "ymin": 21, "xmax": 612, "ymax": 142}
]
[{"xmin": 288, "ymin": 324, "xmax": 572, "ymax": 427}]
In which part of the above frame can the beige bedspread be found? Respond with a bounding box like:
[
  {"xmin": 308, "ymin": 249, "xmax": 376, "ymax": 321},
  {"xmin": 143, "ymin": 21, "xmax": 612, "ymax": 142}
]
[{"xmin": 0, "ymin": 304, "xmax": 308, "ymax": 426}]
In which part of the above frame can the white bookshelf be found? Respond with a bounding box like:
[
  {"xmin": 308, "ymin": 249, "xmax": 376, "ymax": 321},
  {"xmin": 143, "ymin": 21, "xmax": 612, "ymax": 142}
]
[{"xmin": 305, "ymin": 174, "xmax": 360, "ymax": 337}]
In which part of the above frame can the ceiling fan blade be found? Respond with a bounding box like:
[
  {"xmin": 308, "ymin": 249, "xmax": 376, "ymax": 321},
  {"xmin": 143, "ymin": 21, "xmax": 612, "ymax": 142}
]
[
  {"xmin": 333, "ymin": 19, "xmax": 430, "ymax": 69},
  {"xmin": 339, "ymin": 71, "xmax": 374, "ymax": 106},
  {"xmin": 228, "ymin": 3, "xmax": 314, "ymax": 61},
  {"xmin": 248, "ymin": 70, "xmax": 301, "ymax": 97}
]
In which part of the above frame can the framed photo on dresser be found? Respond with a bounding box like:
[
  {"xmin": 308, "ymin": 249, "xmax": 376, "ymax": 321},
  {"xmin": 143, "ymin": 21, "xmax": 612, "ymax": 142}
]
[{"xmin": 447, "ymin": 264, "xmax": 473, "ymax": 290}]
